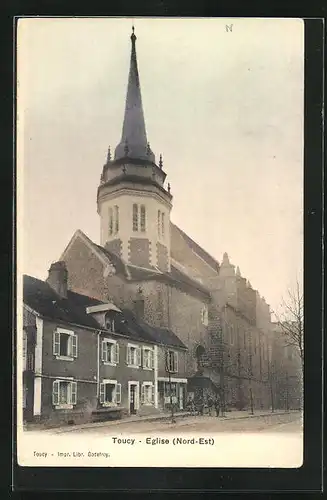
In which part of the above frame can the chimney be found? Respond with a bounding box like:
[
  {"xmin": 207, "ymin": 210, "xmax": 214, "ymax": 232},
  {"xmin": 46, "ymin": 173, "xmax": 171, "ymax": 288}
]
[{"xmin": 47, "ymin": 261, "xmax": 68, "ymax": 299}]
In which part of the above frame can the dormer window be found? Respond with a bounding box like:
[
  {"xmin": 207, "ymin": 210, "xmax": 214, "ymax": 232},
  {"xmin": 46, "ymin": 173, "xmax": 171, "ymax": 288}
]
[{"xmin": 105, "ymin": 313, "xmax": 115, "ymax": 332}]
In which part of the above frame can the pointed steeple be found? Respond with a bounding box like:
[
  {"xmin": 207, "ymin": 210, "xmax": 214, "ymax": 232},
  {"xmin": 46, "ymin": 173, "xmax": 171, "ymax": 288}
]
[{"xmin": 114, "ymin": 28, "xmax": 155, "ymax": 163}]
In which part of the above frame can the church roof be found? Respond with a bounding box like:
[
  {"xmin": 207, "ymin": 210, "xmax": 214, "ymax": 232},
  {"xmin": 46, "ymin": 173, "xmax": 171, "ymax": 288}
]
[
  {"xmin": 23, "ymin": 275, "xmax": 103, "ymax": 329},
  {"xmin": 171, "ymin": 223, "xmax": 220, "ymax": 273},
  {"xmin": 23, "ymin": 274, "xmax": 186, "ymax": 349},
  {"xmin": 114, "ymin": 28, "xmax": 155, "ymax": 163}
]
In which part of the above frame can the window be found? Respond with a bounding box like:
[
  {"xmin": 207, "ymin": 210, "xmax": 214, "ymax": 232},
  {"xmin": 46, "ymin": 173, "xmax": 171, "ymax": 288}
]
[
  {"xmin": 157, "ymin": 210, "xmax": 161, "ymax": 236},
  {"xmin": 105, "ymin": 315, "xmax": 115, "ymax": 332},
  {"xmin": 127, "ymin": 344, "xmax": 141, "ymax": 367},
  {"xmin": 167, "ymin": 350, "xmax": 178, "ymax": 373},
  {"xmin": 142, "ymin": 347, "xmax": 154, "ymax": 369},
  {"xmin": 99, "ymin": 380, "xmax": 121, "ymax": 406},
  {"xmin": 52, "ymin": 380, "xmax": 77, "ymax": 408},
  {"xmin": 114, "ymin": 205, "xmax": 119, "ymax": 234},
  {"xmin": 141, "ymin": 382, "xmax": 155, "ymax": 405},
  {"xmin": 164, "ymin": 382, "xmax": 178, "ymax": 403},
  {"xmin": 23, "ymin": 330, "xmax": 27, "ymax": 371},
  {"xmin": 133, "ymin": 204, "xmax": 138, "ymax": 231},
  {"xmin": 108, "ymin": 207, "xmax": 113, "ymax": 236},
  {"xmin": 161, "ymin": 212, "xmax": 165, "ymax": 237},
  {"xmin": 53, "ymin": 329, "xmax": 77, "ymax": 359},
  {"xmin": 140, "ymin": 205, "xmax": 146, "ymax": 232},
  {"xmin": 201, "ymin": 305, "xmax": 208, "ymax": 326},
  {"xmin": 101, "ymin": 339, "xmax": 119, "ymax": 365}
]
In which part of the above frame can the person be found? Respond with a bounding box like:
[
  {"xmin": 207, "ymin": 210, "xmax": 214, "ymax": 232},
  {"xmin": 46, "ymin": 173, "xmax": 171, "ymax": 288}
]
[
  {"xmin": 214, "ymin": 395, "xmax": 221, "ymax": 417},
  {"xmin": 207, "ymin": 395, "xmax": 214, "ymax": 416}
]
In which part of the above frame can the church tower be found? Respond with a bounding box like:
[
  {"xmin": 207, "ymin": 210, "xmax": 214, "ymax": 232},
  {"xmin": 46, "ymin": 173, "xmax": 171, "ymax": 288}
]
[{"xmin": 97, "ymin": 28, "xmax": 172, "ymax": 272}]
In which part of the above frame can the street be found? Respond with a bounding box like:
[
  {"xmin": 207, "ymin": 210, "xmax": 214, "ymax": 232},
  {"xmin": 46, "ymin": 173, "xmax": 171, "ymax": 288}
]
[{"xmin": 56, "ymin": 410, "xmax": 302, "ymax": 435}]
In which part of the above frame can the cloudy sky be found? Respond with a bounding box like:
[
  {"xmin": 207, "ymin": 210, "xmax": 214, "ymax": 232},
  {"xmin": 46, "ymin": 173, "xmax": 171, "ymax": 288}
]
[{"xmin": 18, "ymin": 17, "xmax": 304, "ymax": 313}]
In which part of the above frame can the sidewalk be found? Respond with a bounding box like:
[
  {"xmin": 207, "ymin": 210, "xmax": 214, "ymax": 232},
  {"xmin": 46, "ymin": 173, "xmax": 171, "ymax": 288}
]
[{"xmin": 26, "ymin": 409, "xmax": 299, "ymax": 434}]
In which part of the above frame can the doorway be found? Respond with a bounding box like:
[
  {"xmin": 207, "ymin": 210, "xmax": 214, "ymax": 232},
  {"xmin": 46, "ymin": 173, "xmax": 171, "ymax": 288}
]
[{"xmin": 128, "ymin": 382, "xmax": 139, "ymax": 415}]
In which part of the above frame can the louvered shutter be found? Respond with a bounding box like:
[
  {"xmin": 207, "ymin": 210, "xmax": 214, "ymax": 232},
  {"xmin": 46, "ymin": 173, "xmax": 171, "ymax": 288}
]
[
  {"xmin": 72, "ymin": 335, "xmax": 78, "ymax": 358},
  {"xmin": 100, "ymin": 383, "xmax": 105, "ymax": 403},
  {"xmin": 150, "ymin": 349, "xmax": 154, "ymax": 369},
  {"xmin": 141, "ymin": 384, "xmax": 145, "ymax": 404},
  {"xmin": 52, "ymin": 380, "xmax": 60, "ymax": 405},
  {"xmin": 53, "ymin": 331, "xmax": 60, "ymax": 355},
  {"xmin": 126, "ymin": 346, "xmax": 130, "ymax": 365},
  {"xmin": 137, "ymin": 347, "xmax": 142, "ymax": 366},
  {"xmin": 114, "ymin": 343, "xmax": 119, "ymax": 364},
  {"xmin": 71, "ymin": 382, "xmax": 77, "ymax": 405},
  {"xmin": 116, "ymin": 383, "xmax": 121, "ymax": 404},
  {"xmin": 174, "ymin": 352, "xmax": 178, "ymax": 373},
  {"xmin": 101, "ymin": 341, "xmax": 107, "ymax": 362}
]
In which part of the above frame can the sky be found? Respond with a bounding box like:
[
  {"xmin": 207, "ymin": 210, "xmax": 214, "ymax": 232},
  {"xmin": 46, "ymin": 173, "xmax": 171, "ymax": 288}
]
[{"xmin": 17, "ymin": 17, "xmax": 304, "ymax": 314}]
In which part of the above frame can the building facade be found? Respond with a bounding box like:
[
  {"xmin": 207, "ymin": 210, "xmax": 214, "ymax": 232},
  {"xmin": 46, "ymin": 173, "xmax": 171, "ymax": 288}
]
[{"xmin": 22, "ymin": 263, "xmax": 187, "ymax": 426}]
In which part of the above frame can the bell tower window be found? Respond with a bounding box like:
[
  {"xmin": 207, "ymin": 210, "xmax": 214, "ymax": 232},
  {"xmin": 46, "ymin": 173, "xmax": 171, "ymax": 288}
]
[
  {"xmin": 140, "ymin": 205, "xmax": 146, "ymax": 232},
  {"xmin": 132, "ymin": 203, "xmax": 146, "ymax": 232},
  {"xmin": 108, "ymin": 207, "xmax": 113, "ymax": 236},
  {"xmin": 114, "ymin": 205, "xmax": 119, "ymax": 233},
  {"xmin": 133, "ymin": 204, "xmax": 139, "ymax": 231},
  {"xmin": 161, "ymin": 212, "xmax": 165, "ymax": 237}
]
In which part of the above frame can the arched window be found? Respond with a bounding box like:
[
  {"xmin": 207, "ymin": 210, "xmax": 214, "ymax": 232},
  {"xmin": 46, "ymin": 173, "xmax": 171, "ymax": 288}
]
[
  {"xmin": 140, "ymin": 205, "xmax": 146, "ymax": 232},
  {"xmin": 157, "ymin": 210, "xmax": 161, "ymax": 236},
  {"xmin": 108, "ymin": 207, "xmax": 113, "ymax": 236},
  {"xmin": 132, "ymin": 204, "xmax": 138, "ymax": 231},
  {"xmin": 114, "ymin": 205, "xmax": 119, "ymax": 234}
]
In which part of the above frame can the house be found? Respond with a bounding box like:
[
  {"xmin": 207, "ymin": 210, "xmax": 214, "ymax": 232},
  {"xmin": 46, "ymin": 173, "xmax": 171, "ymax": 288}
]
[{"xmin": 22, "ymin": 261, "xmax": 187, "ymax": 426}]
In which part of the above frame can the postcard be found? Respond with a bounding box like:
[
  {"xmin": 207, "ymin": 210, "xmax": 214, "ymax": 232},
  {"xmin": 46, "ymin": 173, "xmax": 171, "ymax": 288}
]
[{"xmin": 16, "ymin": 17, "xmax": 304, "ymax": 468}]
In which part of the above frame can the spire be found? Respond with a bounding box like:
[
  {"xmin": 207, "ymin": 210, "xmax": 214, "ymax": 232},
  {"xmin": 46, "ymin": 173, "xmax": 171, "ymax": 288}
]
[
  {"xmin": 114, "ymin": 28, "xmax": 155, "ymax": 163},
  {"xmin": 221, "ymin": 252, "xmax": 230, "ymax": 265}
]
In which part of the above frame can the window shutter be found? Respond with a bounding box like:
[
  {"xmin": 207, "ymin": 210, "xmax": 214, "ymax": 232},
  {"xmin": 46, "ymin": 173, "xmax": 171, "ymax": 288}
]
[
  {"xmin": 151, "ymin": 384, "xmax": 155, "ymax": 404},
  {"xmin": 141, "ymin": 384, "xmax": 145, "ymax": 404},
  {"xmin": 137, "ymin": 347, "xmax": 142, "ymax": 366},
  {"xmin": 100, "ymin": 383, "xmax": 105, "ymax": 403},
  {"xmin": 72, "ymin": 335, "xmax": 78, "ymax": 358},
  {"xmin": 150, "ymin": 349, "xmax": 154, "ymax": 369},
  {"xmin": 116, "ymin": 383, "xmax": 121, "ymax": 404},
  {"xmin": 101, "ymin": 341, "xmax": 106, "ymax": 362},
  {"xmin": 52, "ymin": 380, "xmax": 60, "ymax": 405},
  {"xmin": 115, "ymin": 343, "xmax": 120, "ymax": 364},
  {"xmin": 126, "ymin": 346, "xmax": 130, "ymax": 365},
  {"xmin": 53, "ymin": 331, "xmax": 60, "ymax": 355},
  {"xmin": 142, "ymin": 347, "xmax": 145, "ymax": 368},
  {"xmin": 174, "ymin": 352, "xmax": 178, "ymax": 372},
  {"xmin": 71, "ymin": 382, "xmax": 77, "ymax": 405}
]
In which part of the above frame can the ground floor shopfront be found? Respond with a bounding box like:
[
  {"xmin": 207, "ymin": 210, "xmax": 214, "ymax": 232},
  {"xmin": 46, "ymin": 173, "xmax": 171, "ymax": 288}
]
[{"xmin": 157, "ymin": 377, "xmax": 187, "ymax": 411}]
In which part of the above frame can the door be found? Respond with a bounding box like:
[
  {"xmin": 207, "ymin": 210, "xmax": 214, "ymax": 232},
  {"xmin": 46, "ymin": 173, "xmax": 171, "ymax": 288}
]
[{"xmin": 129, "ymin": 384, "xmax": 137, "ymax": 414}]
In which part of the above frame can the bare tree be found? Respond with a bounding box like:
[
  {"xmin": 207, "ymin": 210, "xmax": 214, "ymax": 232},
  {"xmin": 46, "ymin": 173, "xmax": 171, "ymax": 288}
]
[{"xmin": 275, "ymin": 280, "xmax": 304, "ymax": 375}]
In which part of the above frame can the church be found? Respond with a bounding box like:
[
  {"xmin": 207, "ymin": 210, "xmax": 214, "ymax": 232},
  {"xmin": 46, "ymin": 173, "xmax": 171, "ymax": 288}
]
[{"xmin": 24, "ymin": 28, "xmax": 300, "ymax": 422}]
